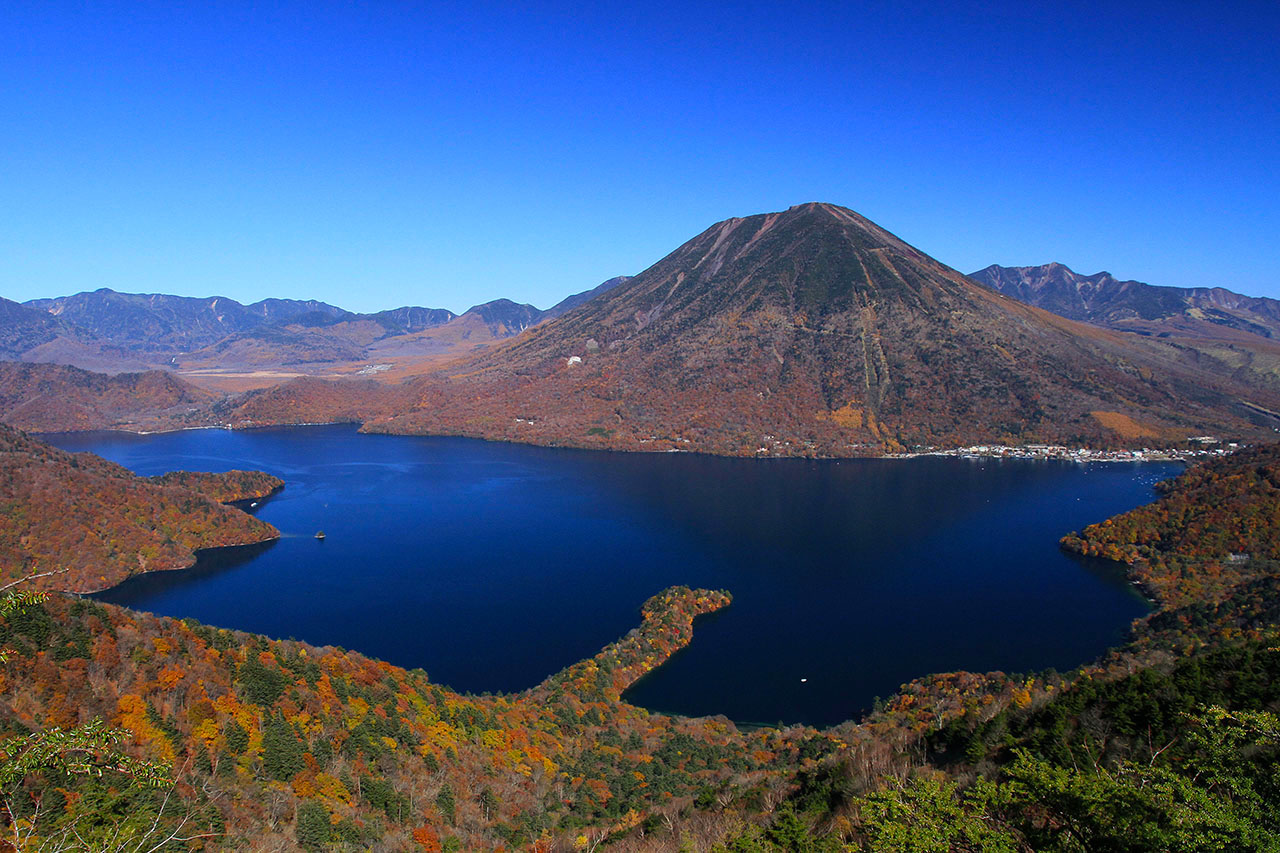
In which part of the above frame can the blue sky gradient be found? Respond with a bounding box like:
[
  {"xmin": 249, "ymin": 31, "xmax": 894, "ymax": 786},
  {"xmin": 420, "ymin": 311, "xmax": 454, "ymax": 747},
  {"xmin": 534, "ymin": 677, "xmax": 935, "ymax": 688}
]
[{"xmin": 3, "ymin": 1, "xmax": 1277, "ymax": 313}]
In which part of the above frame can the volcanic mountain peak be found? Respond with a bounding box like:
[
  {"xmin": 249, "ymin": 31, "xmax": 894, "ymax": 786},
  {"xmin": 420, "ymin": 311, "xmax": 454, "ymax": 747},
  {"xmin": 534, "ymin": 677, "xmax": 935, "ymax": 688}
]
[
  {"xmin": 687, "ymin": 201, "xmax": 921, "ymax": 262},
  {"xmin": 362, "ymin": 202, "xmax": 1280, "ymax": 454},
  {"xmin": 526, "ymin": 201, "xmax": 996, "ymax": 349}
]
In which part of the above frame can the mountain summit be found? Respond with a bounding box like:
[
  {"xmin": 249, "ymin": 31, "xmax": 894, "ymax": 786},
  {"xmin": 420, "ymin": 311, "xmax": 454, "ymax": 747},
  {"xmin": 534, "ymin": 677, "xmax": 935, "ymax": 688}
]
[{"xmin": 366, "ymin": 203, "xmax": 1280, "ymax": 452}]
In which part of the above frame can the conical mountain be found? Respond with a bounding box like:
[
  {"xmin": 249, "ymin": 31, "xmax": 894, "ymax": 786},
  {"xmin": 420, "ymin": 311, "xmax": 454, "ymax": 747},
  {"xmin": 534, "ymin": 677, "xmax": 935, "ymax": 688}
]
[{"xmin": 371, "ymin": 203, "xmax": 1280, "ymax": 453}]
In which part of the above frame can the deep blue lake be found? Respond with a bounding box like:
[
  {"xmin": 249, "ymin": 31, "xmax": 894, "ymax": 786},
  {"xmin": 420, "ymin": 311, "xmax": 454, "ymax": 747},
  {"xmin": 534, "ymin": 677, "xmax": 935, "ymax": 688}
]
[{"xmin": 45, "ymin": 425, "xmax": 1172, "ymax": 727}]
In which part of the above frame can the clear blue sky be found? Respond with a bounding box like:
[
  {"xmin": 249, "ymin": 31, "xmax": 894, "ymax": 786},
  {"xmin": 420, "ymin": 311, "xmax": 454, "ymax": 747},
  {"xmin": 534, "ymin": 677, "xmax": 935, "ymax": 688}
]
[{"xmin": 2, "ymin": 1, "xmax": 1277, "ymax": 313}]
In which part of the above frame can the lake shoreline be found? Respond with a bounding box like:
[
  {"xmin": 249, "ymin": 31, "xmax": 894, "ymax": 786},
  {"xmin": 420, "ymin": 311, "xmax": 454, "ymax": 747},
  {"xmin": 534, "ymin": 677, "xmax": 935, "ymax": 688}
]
[
  {"xmin": 77, "ymin": 534, "xmax": 282, "ymax": 596},
  {"xmin": 39, "ymin": 419, "xmax": 1227, "ymax": 465},
  {"xmin": 51, "ymin": 424, "xmax": 1178, "ymax": 727}
]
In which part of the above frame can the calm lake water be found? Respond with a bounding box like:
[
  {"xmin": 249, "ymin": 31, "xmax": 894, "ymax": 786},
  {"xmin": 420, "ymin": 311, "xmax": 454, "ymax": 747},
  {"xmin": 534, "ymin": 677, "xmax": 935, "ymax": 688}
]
[{"xmin": 46, "ymin": 425, "xmax": 1173, "ymax": 727}]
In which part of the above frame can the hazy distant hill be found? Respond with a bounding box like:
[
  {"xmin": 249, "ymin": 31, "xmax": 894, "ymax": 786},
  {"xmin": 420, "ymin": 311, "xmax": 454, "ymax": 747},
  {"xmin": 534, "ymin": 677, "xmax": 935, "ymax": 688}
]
[
  {"xmin": 242, "ymin": 296, "xmax": 355, "ymax": 326},
  {"xmin": 364, "ymin": 304, "xmax": 458, "ymax": 335},
  {"xmin": 7, "ymin": 280, "xmax": 628, "ymax": 376},
  {"xmin": 360, "ymin": 203, "xmax": 1280, "ymax": 452},
  {"xmin": 16, "ymin": 289, "xmax": 417, "ymax": 365},
  {"xmin": 24, "ymin": 289, "xmax": 331, "ymax": 353},
  {"xmin": 0, "ymin": 297, "xmax": 69, "ymax": 358},
  {"xmin": 339, "ymin": 283, "xmax": 631, "ymax": 373},
  {"xmin": 542, "ymin": 275, "xmax": 631, "ymax": 319}
]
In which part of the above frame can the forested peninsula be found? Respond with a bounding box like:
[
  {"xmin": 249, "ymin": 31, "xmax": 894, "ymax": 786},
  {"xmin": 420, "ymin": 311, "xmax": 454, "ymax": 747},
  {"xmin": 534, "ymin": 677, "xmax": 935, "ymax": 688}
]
[{"xmin": 0, "ymin": 425, "xmax": 281, "ymax": 593}]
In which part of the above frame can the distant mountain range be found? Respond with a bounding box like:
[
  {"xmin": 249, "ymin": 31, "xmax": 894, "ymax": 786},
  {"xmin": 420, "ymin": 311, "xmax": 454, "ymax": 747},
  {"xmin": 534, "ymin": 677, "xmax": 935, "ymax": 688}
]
[
  {"xmin": 970, "ymin": 263, "xmax": 1280, "ymax": 401},
  {"xmin": 25, "ymin": 290, "xmax": 360, "ymax": 352},
  {"xmin": 970, "ymin": 263, "xmax": 1280, "ymax": 340},
  {"xmin": 2, "ymin": 278, "xmax": 630, "ymax": 379}
]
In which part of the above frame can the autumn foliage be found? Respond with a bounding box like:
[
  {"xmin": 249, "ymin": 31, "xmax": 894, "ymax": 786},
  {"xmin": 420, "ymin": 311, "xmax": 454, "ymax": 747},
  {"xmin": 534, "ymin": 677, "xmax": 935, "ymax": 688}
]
[
  {"xmin": 0, "ymin": 587, "xmax": 832, "ymax": 850},
  {"xmin": 0, "ymin": 425, "xmax": 279, "ymax": 592},
  {"xmin": 144, "ymin": 469, "xmax": 283, "ymax": 504},
  {"xmin": 0, "ymin": 361, "xmax": 215, "ymax": 433},
  {"xmin": 1062, "ymin": 443, "xmax": 1280, "ymax": 607}
]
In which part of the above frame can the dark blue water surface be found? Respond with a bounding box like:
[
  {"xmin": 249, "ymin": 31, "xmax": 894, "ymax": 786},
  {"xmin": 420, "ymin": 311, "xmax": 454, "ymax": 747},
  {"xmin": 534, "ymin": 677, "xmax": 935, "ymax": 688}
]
[{"xmin": 45, "ymin": 425, "xmax": 1173, "ymax": 727}]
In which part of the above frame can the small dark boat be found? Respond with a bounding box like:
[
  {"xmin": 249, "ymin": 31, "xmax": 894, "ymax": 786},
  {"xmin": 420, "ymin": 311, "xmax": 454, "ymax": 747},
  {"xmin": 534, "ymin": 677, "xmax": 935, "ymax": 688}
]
[{"xmin": 315, "ymin": 531, "xmax": 326, "ymax": 540}]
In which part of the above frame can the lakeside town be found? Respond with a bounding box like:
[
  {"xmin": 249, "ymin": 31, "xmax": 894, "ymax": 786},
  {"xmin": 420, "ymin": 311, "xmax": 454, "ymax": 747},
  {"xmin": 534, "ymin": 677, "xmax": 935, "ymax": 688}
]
[{"xmin": 890, "ymin": 437, "xmax": 1243, "ymax": 463}]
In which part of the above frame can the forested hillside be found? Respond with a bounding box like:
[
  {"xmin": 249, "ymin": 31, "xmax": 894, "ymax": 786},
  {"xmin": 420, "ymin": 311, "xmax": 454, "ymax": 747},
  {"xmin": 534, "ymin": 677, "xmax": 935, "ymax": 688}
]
[
  {"xmin": 3, "ymin": 436, "xmax": 1280, "ymax": 849},
  {"xmin": 1062, "ymin": 443, "xmax": 1280, "ymax": 607},
  {"xmin": 0, "ymin": 362, "xmax": 216, "ymax": 433},
  {"xmin": 144, "ymin": 470, "xmax": 285, "ymax": 504},
  {"xmin": 0, "ymin": 587, "xmax": 837, "ymax": 851},
  {"xmin": 0, "ymin": 426, "xmax": 281, "ymax": 592}
]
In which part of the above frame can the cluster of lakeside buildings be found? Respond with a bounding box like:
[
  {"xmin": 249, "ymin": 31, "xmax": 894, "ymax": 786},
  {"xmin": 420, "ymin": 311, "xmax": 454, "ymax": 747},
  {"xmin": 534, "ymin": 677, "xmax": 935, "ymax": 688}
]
[{"xmin": 892, "ymin": 438, "xmax": 1242, "ymax": 463}]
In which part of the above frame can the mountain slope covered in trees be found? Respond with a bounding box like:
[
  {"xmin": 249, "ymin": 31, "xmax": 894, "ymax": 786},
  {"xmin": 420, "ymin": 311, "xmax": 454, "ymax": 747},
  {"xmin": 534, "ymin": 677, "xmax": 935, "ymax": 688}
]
[
  {"xmin": 0, "ymin": 362, "xmax": 217, "ymax": 432},
  {"xmin": 0, "ymin": 586, "xmax": 835, "ymax": 850},
  {"xmin": 4, "ymin": 430, "xmax": 1280, "ymax": 848},
  {"xmin": 0, "ymin": 426, "xmax": 281, "ymax": 592},
  {"xmin": 5, "ymin": 442, "xmax": 1280, "ymax": 849}
]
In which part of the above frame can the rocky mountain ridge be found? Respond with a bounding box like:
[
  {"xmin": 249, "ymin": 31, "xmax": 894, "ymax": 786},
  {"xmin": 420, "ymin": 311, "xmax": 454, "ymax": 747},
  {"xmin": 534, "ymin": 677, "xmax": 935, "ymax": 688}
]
[{"xmin": 970, "ymin": 262, "xmax": 1280, "ymax": 340}]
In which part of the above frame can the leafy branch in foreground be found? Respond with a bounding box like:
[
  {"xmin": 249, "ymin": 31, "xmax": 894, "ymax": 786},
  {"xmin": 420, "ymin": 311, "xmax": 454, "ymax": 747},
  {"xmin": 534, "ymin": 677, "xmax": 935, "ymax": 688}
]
[
  {"xmin": 0, "ymin": 576, "xmax": 194, "ymax": 851},
  {"xmin": 0, "ymin": 574, "xmax": 60, "ymax": 664},
  {"xmin": 0, "ymin": 720, "xmax": 171, "ymax": 791}
]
